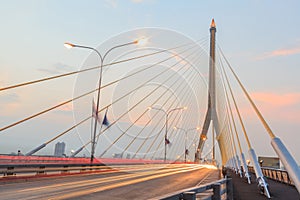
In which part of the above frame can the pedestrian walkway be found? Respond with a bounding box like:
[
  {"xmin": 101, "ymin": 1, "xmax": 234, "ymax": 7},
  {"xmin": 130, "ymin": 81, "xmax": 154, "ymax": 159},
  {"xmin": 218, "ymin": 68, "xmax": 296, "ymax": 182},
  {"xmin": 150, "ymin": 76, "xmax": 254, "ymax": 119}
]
[{"xmin": 228, "ymin": 170, "xmax": 300, "ymax": 200}]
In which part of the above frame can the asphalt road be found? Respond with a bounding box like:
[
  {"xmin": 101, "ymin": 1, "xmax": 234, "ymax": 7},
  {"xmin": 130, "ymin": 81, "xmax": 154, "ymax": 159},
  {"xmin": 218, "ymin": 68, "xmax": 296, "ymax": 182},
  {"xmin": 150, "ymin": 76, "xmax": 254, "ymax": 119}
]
[{"xmin": 0, "ymin": 164, "xmax": 219, "ymax": 200}]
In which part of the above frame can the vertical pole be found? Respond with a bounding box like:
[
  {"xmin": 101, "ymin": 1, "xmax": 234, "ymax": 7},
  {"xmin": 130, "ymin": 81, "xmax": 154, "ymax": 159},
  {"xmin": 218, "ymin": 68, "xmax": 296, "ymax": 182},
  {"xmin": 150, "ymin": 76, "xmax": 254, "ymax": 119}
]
[
  {"xmin": 90, "ymin": 49, "xmax": 103, "ymax": 164},
  {"xmin": 164, "ymin": 114, "xmax": 168, "ymax": 162},
  {"xmin": 226, "ymin": 178, "xmax": 233, "ymax": 200},
  {"xmin": 232, "ymin": 156, "xmax": 238, "ymax": 174},
  {"xmin": 184, "ymin": 132, "xmax": 187, "ymax": 163},
  {"xmin": 212, "ymin": 122, "xmax": 215, "ymax": 162},
  {"xmin": 212, "ymin": 183, "xmax": 221, "ymax": 200},
  {"xmin": 236, "ymin": 155, "xmax": 242, "ymax": 177},
  {"xmin": 241, "ymin": 153, "xmax": 251, "ymax": 184},
  {"xmin": 185, "ymin": 132, "xmax": 187, "ymax": 163}
]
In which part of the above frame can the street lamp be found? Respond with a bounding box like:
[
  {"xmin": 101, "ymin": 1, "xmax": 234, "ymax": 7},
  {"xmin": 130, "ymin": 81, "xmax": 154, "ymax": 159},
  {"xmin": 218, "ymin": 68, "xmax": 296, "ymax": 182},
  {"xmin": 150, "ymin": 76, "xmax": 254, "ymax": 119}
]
[
  {"xmin": 65, "ymin": 38, "xmax": 145, "ymax": 163},
  {"xmin": 135, "ymin": 37, "xmax": 148, "ymax": 46},
  {"xmin": 148, "ymin": 106, "xmax": 187, "ymax": 162},
  {"xmin": 173, "ymin": 127, "xmax": 200, "ymax": 163}
]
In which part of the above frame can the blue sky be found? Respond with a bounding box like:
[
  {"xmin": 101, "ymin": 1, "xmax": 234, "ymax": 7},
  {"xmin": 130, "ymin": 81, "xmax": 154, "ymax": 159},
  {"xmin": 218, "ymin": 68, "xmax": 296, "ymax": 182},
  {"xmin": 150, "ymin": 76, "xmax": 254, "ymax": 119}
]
[{"xmin": 0, "ymin": 0, "xmax": 300, "ymax": 164}]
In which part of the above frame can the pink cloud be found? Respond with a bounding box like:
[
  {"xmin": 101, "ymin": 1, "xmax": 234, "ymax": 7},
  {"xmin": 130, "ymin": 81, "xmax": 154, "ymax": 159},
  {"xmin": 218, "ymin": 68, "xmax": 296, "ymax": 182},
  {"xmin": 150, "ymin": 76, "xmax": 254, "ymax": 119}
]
[
  {"xmin": 271, "ymin": 47, "xmax": 300, "ymax": 56},
  {"xmin": 257, "ymin": 46, "xmax": 300, "ymax": 60},
  {"xmin": 239, "ymin": 92, "xmax": 300, "ymax": 124},
  {"xmin": 251, "ymin": 92, "xmax": 300, "ymax": 107}
]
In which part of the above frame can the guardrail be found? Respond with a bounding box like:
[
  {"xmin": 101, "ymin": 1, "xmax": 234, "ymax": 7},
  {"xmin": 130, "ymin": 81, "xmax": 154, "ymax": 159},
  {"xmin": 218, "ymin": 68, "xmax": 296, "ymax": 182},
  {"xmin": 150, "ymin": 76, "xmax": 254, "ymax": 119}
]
[
  {"xmin": 153, "ymin": 178, "xmax": 233, "ymax": 200},
  {"xmin": 0, "ymin": 163, "xmax": 112, "ymax": 179},
  {"xmin": 0, "ymin": 155, "xmax": 170, "ymax": 165},
  {"xmin": 0, "ymin": 155, "xmax": 194, "ymax": 179},
  {"xmin": 0, "ymin": 155, "xmax": 196, "ymax": 166},
  {"xmin": 248, "ymin": 166, "xmax": 294, "ymax": 186}
]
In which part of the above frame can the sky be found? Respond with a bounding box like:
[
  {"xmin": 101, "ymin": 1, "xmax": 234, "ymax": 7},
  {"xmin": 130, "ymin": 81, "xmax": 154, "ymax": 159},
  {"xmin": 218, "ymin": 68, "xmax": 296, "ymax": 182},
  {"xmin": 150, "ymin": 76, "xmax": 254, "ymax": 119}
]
[{"xmin": 0, "ymin": 0, "xmax": 300, "ymax": 165}]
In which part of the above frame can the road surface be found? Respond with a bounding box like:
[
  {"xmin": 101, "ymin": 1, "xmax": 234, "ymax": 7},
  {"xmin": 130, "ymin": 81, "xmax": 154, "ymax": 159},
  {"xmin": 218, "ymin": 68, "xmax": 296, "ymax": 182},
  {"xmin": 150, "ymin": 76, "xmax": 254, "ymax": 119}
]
[{"xmin": 0, "ymin": 164, "xmax": 219, "ymax": 200}]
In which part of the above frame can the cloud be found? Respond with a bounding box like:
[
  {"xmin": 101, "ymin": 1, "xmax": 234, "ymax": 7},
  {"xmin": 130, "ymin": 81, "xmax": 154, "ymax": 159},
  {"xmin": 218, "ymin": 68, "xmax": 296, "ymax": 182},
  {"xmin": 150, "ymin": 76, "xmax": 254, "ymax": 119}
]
[
  {"xmin": 270, "ymin": 47, "xmax": 300, "ymax": 56},
  {"xmin": 105, "ymin": 0, "xmax": 118, "ymax": 8},
  {"xmin": 257, "ymin": 46, "xmax": 300, "ymax": 60},
  {"xmin": 37, "ymin": 62, "xmax": 75, "ymax": 75},
  {"xmin": 242, "ymin": 92, "xmax": 300, "ymax": 124},
  {"xmin": 251, "ymin": 92, "xmax": 300, "ymax": 107}
]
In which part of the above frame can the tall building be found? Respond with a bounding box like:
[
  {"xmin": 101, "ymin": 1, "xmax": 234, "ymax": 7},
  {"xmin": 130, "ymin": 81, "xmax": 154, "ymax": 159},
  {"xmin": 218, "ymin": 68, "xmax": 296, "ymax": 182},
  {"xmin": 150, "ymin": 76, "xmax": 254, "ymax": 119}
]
[{"xmin": 54, "ymin": 142, "xmax": 66, "ymax": 157}]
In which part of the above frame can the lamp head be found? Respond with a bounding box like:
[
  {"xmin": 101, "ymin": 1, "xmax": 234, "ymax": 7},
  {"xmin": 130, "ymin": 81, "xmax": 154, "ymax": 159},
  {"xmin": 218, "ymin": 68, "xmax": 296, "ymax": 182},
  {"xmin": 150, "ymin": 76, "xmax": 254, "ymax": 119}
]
[
  {"xmin": 201, "ymin": 134, "xmax": 207, "ymax": 141},
  {"xmin": 135, "ymin": 37, "xmax": 148, "ymax": 46},
  {"xmin": 64, "ymin": 42, "xmax": 75, "ymax": 49},
  {"xmin": 147, "ymin": 106, "xmax": 152, "ymax": 110}
]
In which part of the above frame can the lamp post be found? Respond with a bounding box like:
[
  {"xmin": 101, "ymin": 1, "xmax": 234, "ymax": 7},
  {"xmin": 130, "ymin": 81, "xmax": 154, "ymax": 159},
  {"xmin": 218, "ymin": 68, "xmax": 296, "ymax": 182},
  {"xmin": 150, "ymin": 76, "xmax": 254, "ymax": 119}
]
[
  {"xmin": 65, "ymin": 39, "xmax": 146, "ymax": 163},
  {"xmin": 173, "ymin": 127, "xmax": 200, "ymax": 163},
  {"xmin": 148, "ymin": 106, "xmax": 187, "ymax": 162}
]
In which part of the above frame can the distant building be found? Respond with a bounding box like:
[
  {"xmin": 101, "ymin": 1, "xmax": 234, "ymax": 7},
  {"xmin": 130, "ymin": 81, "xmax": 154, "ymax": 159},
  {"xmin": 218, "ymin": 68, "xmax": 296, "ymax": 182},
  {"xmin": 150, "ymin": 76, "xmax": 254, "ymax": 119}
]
[
  {"xmin": 112, "ymin": 153, "xmax": 123, "ymax": 158},
  {"xmin": 54, "ymin": 142, "xmax": 66, "ymax": 157},
  {"xmin": 258, "ymin": 156, "xmax": 280, "ymax": 169}
]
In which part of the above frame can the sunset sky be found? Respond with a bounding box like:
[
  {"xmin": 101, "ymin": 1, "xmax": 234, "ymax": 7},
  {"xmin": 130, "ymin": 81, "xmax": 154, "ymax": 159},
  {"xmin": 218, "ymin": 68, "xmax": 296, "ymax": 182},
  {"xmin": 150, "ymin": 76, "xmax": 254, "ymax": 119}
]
[{"xmin": 0, "ymin": 0, "xmax": 300, "ymax": 164}]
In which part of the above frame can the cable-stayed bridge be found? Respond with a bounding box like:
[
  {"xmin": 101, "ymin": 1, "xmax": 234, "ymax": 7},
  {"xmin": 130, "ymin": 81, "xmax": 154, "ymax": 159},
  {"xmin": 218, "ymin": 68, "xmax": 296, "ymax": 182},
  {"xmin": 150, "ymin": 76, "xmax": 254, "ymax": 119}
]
[{"xmin": 0, "ymin": 20, "xmax": 299, "ymax": 199}]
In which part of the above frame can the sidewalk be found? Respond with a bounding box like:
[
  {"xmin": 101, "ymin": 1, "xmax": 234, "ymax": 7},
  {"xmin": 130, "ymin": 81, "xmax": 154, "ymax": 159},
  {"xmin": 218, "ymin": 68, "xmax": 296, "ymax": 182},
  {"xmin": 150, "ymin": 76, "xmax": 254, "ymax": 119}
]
[{"xmin": 227, "ymin": 170, "xmax": 300, "ymax": 200}]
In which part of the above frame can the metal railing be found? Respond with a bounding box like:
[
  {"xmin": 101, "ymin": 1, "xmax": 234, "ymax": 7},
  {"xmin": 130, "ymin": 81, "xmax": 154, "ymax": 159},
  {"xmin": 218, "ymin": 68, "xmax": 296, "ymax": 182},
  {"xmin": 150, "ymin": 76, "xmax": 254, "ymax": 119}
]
[
  {"xmin": 0, "ymin": 155, "xmax": 196, "ymax": 179},
  {"xmin": 248, "ymin": 166, "xmax": 294, "ymax": 186},
  {"xmin": 0, "ymin": 163, "xmax": 110, "ymax": 178},
  {"xmin": 0, "ymin": 155, "xmax": 167, "ymax": 165},
  {"xmin": 153, "ymin": 178, "xmax": 233, "ymax": 200}
]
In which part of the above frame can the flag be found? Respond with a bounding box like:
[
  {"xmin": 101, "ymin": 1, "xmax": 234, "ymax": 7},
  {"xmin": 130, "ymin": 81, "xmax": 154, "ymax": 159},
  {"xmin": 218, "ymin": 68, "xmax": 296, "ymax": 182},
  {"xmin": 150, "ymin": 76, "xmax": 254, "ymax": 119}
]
[
  {"xmin": 92, "ymin": 100, "xmax": 109, "ymax": 126},
  {"xmin": 102, "ymin": 107, "xmax": 109, "ymax": 126},
  {"xmin": 165, "ymin": 138, "xmax": 171, "ymax": 145},
  {"xmin": 185, "ymin": 149, "xmax": 189, "ymax": 155}
]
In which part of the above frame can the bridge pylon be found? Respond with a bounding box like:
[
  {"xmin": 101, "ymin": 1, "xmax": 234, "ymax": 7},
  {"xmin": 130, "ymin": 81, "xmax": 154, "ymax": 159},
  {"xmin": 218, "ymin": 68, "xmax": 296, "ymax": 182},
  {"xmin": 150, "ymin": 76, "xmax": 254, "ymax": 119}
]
[{"xmin": 195, "ymin": 19, "xmax": 227, "ymax": 164}]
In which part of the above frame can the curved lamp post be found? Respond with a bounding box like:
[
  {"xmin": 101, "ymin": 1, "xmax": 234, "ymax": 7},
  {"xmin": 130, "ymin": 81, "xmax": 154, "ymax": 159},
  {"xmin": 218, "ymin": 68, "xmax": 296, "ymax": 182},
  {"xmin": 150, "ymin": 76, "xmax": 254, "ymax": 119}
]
[
  {"xmin": 65, "ymin": 38, "xmax": 147, "ymax": 163},
  {"xmin": 173, "ymin": 127, "xmax": 200, "ymax": 163},
  {"xmin": 148, "ymin": 106, "xmax": 187, "ymax": 162}
]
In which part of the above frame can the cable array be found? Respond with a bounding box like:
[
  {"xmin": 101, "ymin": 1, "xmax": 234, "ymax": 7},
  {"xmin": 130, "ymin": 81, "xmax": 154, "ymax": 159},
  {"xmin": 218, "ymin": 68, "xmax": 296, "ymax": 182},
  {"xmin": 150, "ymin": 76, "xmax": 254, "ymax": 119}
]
[{"xmin": 1, "ymin": 37, "xmax": 211, "ymax": 161}]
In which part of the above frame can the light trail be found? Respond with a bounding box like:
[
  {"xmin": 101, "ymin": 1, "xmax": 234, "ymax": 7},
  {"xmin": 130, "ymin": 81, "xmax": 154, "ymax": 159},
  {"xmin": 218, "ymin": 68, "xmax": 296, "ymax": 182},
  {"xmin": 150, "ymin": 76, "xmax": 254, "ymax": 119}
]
[
  {"xmin": 47, "ymin": 165, "xmax": 203, "ymax": 200},
  {"xmin": 0, "ymin": 164, "xmax": 217, "ymax": 200}
]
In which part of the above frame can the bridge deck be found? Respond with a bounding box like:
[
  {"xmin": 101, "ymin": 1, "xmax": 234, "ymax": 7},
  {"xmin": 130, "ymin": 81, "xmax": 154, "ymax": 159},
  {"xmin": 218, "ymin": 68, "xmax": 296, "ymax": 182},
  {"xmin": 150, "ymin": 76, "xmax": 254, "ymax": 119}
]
[
  {"xmin": 228, "ymin": 170, "xmax": 300, "ymax": 200},
  {"xmin": 0, "ymin": 164, "xmax": 220, "ymax": 200}
]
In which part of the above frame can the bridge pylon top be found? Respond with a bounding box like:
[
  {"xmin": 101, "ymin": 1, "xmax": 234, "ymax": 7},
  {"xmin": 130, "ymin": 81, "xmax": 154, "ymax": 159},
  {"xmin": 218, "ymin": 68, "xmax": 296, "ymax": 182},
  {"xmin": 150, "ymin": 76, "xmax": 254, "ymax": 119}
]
[{"xmin": 210, "ymin": 18, "xmax": 216, "ymax": 28}]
